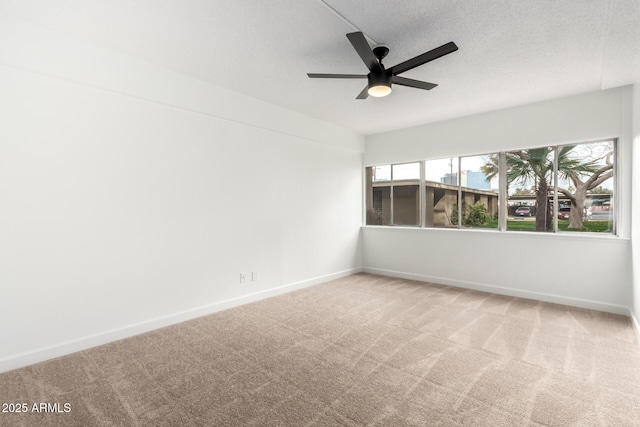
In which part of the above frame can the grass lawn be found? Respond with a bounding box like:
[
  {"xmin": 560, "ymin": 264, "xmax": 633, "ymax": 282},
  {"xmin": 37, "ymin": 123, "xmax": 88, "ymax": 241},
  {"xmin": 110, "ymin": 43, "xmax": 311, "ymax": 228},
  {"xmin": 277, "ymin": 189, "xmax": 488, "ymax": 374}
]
[{"xmin": 479, "ymin": 219, "xmax": 613, "ymax": 232}]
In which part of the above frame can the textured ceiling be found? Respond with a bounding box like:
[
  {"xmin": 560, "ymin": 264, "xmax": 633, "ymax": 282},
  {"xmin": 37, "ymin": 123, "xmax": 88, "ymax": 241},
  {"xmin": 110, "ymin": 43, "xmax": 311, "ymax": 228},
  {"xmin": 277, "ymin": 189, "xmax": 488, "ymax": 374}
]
[{"xmin": 1, "ymin": 0, "xmax": 639, "ymax": 135}]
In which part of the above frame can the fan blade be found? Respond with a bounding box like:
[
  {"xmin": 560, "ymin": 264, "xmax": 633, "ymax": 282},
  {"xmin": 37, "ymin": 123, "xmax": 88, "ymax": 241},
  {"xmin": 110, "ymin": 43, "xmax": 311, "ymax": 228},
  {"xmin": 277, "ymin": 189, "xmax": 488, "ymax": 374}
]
[
  {"xmin": 390, "ymin": 41, "xmax": 458, "ymax": 75},
  {"xmin": 307, "ymin": 73, "xmax": 367, "ymax": 79},
  {"xmin": 356, "ymin": 85, "xmax": 369, "ymax": 99},
  {"xmin": 392, "ymin": 76, "xmax": 437, "ymax": 90},
  {"xmin": 346, "ymin": 32, "xmax": 383, "ymax": 74}
]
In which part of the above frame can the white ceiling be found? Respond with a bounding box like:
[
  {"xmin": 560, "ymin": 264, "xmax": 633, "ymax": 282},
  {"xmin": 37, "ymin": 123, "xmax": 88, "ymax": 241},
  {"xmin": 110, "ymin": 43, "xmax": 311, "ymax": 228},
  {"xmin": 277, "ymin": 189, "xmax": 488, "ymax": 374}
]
[{"xmin": 1, "ymin": 0, "xmax": 639, "ymax": 135}]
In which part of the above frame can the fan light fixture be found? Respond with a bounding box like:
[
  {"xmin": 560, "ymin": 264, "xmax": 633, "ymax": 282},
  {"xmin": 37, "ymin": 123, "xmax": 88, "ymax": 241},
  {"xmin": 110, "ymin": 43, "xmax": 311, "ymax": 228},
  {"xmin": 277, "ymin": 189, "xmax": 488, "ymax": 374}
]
[
  {"xmin": 367, "ymin": 71, "xmax": 392, "ymax": 97},
  {"xmin": 368, "ymin": 84, "xmax": 392, "ymax": 97}
]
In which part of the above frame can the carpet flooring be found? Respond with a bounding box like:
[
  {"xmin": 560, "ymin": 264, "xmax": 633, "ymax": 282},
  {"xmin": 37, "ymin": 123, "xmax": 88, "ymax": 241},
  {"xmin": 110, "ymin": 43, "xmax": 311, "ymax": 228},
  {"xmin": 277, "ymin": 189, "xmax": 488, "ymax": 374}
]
[{"xmin": 1, "ymin": 273, "xmax": 640, "ymax": 426}]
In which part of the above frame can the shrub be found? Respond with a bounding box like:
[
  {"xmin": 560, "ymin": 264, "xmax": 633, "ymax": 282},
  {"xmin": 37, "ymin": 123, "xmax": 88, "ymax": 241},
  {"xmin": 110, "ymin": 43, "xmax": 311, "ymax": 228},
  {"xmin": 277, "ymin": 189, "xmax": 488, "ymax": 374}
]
[
  {"xmin": 451, "ymin": 202, "xmax": 490, "ymax": 226},
  {"xmin": 366, "ymin": 208, "xmax": 387, "ymax": 225},
  {"xmin": 450, "ymin": 204, "xmax": 459, "ymax": 225},
  {"xmin": 465, "ymin": 202, "xmax": 490, "ymax": 226}
]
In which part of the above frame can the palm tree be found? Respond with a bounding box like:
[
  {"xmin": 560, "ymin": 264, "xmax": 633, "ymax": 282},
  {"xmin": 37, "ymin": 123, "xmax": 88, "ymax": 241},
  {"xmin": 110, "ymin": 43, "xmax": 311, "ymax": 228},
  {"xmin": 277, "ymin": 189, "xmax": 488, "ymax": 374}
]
[
  {"xmin": 506, "ymin": 148, "xmax": 554, "ymax": 231},
  {"xmin": 480, "ymin": 154, "xmax": 499, "ymax": 183},
  {"xmin": 484, "ymin": 145, "xmax": 610, "ymax": 231}
]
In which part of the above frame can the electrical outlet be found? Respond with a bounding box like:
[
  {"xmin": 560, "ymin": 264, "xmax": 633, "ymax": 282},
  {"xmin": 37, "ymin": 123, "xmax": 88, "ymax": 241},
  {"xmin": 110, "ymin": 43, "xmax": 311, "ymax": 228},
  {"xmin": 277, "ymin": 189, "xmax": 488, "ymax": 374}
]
[
  {"xmin": 240, "ymin": 273, "xmax": 247, "ymax": 283},
  {"xmin": 251, "ymin": 271, "xmax": 258, "ymax": 281}
]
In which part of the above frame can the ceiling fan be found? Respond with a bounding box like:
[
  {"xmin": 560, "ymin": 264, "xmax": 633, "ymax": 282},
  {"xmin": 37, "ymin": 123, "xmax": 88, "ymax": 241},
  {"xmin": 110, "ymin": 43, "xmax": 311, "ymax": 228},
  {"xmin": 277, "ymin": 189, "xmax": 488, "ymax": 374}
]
[{"xmin": 307, "ymin": 32, "xmax": 458, "ymax": 99}]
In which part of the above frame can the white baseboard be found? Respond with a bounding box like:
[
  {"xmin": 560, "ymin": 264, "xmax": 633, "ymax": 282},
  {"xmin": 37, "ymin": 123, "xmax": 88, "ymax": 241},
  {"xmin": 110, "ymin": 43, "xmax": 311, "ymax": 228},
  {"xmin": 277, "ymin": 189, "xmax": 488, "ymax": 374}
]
[
  {"xmin": 363, "ymin": 267, "xmax": 630, "ymax": 316},
  {"xmin": 0, "ymin": 267, "xmax": 362, "ymax": 374},
  {"xmin": 631, "ymin": 311, "xmax": 640, "ymax": 344}
]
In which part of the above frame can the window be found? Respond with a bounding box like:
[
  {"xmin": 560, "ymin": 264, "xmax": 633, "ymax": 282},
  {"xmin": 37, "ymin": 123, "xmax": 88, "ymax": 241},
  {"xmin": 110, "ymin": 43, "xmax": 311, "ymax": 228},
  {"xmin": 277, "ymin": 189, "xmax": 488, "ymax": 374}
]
[
  {"xmin": 365, "ymin": 139, "xmax": 616, "ymax": 234},
  {"xmin": 505, "ymin": 141, "xmax": 615, "ymax": 233},
  {"xmin": 372, "ymin": 189, "xmax": 383, "ymax": 211},
  {"xmin": 460, "ymin": 154, "xmax": 499, "ymax": 229},
  {"xmin": 506, "ymin": 147, "xmax": 556, "ymax": 232},
  {"xmin": 424, "ymin": 158, "xmax": 458, "ymax": 228},
  {"xmin": 555, "ymin": 140, "xmax": 615, "ymax": 233},
  {"xmin": 365, "ymin": 163, "xmax": 421, "ymax": 226},
  {"xmin": 392, "ymin": 163, "xmax": 420, "ymax": 226},
  {"xmin": 366, "ymin": 165, "xmax": 390, "ymax": 225}
]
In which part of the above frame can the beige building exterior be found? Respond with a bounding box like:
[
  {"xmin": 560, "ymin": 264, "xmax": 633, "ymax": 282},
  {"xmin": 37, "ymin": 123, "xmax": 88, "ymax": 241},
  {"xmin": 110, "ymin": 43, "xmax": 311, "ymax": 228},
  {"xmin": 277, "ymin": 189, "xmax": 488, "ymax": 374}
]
[{"xmin": 366, "ymin": 178, "xmax": 499, "ymax": 227}]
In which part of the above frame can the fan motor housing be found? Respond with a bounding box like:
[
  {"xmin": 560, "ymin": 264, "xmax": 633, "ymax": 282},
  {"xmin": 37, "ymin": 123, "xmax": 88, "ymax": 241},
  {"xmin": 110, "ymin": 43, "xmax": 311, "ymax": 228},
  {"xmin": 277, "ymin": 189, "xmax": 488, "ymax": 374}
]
[{"xmin": 368, "ymin": 71, "xmax": 392, "ymax": 89}]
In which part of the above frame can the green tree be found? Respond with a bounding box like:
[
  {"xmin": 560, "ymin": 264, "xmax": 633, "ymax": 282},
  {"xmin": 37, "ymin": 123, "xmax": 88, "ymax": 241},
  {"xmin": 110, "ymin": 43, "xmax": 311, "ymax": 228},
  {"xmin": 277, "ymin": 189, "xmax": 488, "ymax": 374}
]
[
  {"xmin": 506, "ymin": 148, "xmax": 557, "ymax": 231},
  {"xmin": 555, "ymin": 145, "xmax": 613, "ymax": 229},
  {"xmin": 587, "ymin": 185, "xmax": 613, "ymax": 194},
  {"xmin": 480, "ymin": 154, "xmax": 499, "ymax": 183},
  {"xmin": 513, "ymin": 187, "xmax": 535, "ymax": 196},
  {"xmin": 485, "ymin": 146, "xmax": 605, "ymax": 231}
]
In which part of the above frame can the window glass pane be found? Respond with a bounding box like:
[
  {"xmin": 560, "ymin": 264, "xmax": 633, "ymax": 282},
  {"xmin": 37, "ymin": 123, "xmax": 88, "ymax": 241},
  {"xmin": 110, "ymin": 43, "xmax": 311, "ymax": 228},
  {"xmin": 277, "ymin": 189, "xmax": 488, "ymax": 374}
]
[
  {"xmin": 366, "ymin": 166, "xmax": 390, "ymax": 225},
  {"xmin": 372, "ymin": 165, "xmax": 391, "ymax": 182},
  {"xmin": 365, "ymin": 140, "xmax": 615, "ymax": 234},
  {"xmin": 424, "ymin": 158, "xmax": 458, "ymax": 228},
  {"xmin": 557, "ymin": 140, "xmax": 615, "ymax": 233},
  {"xmin": 460, "ymin": 155, "xmax": 499, "ymax": 229},
  {"xmin": 506, "ymin": 148, "xmax": 555, "ymax": 232},
  {"xmin": 392, "ymin": 163, "xmax": 420, "ymax": 226}
]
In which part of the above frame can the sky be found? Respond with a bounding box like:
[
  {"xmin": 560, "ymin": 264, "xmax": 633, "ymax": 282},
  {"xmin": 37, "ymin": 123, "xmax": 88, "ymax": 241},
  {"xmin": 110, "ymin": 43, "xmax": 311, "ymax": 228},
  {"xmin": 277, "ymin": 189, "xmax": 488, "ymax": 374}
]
[
  {"xmin": 373, "ymin": 155, "xmax": 498, "ymax": 189},
  {"xmin": 372, "ymin": 140, "xmax": 615, "ymax": 194}
]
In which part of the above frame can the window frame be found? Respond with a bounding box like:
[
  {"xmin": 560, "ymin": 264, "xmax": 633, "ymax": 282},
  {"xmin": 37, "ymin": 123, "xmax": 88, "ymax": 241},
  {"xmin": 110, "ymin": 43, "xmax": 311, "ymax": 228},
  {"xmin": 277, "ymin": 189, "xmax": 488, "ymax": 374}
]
[
  {"xmin": 390, "ymin": 161, "xmax": 422, "ymax": 227},
  {"xmin": 364, "ymin": 139, "xmax": 618, "ymax": 236}
]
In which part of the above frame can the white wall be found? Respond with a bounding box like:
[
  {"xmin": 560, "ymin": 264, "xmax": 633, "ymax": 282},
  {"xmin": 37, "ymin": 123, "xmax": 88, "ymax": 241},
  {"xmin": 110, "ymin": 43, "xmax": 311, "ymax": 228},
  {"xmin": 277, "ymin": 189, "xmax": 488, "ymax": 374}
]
[
  {"xmin": 364, "ymin": 87, "xmax": 633, "ymax": 315},
  {"xmin": 0, "ymin": 15, "xmax": 364, "ymax": 372},
  {"xmin": 632, "ymin": 84, "xmax": 640, "ymax": 334}
]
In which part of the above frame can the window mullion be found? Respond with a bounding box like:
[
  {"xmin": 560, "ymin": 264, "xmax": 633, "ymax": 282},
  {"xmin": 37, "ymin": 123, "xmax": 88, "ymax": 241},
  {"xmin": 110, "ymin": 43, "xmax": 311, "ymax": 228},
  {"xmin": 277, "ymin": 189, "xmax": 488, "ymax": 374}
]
[
  {"xmin": 499, "ymin": 152, "xmax": 507, "ymax": 231},
  {"xmin": 420, "ymin": 161, "xmax": 425, "ymax": 228},
  {"xmin": 457, "ymin": 157, "xmax": 462, "ymax": 228},
  {"xmin": 390, "ymin": 166, "xmax": 394, "ymax": 226},
  {"xmin": 553, "ymin": 146, "xmax": 558, "ymax": 233}
]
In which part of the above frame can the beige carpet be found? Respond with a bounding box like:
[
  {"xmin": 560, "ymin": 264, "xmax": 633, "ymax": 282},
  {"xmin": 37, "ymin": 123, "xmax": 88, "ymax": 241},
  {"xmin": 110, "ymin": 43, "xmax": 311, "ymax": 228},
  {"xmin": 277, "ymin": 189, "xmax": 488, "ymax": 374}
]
[{"xmin": 1, "ymin": 273, "xmax": 640, "ymax": 426}]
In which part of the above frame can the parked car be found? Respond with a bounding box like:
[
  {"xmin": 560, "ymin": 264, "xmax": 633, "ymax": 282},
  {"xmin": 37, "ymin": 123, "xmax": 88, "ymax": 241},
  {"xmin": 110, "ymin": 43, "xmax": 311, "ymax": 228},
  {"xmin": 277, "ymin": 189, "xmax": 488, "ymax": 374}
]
[
  {"xmin": 557, "ymin": 207, "xmax": 570, "ymax": 219},
  {"xmin": 557, "ymin": 206, "xmax": 593, "ymax": 220},
  {"xmin": 515, "ymin": 207, "xmax": 532, "ymax": 217}
]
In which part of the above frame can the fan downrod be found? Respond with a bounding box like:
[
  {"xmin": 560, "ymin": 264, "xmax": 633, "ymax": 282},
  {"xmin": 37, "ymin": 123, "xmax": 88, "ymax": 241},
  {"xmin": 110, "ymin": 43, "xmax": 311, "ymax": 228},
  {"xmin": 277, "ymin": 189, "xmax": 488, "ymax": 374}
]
[{"xmin": 372, "ymin": 45, "xmax": 389, "ymax": 62}]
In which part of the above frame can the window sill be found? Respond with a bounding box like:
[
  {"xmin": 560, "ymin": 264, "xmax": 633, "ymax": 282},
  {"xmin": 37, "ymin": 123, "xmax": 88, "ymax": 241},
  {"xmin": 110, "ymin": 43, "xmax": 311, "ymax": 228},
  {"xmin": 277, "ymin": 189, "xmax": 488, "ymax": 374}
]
[{"xmin": 361, "ymin": 224, "xmax": 629, "ymax": 242}]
